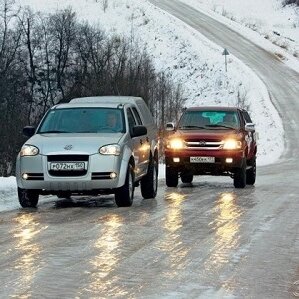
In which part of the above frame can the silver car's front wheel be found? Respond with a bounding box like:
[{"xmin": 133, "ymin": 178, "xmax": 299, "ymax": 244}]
[
  {"xmin": 115, "ymin": 164, "xmax": 134, "ymax": 207},
  {"xmin": 18, "ymin": 187, "xmax": 39, "ymax": 208}
]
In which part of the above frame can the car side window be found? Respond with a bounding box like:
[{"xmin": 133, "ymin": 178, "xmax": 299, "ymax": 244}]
[
  {"xmin": 242, "ymin": 111, "xmax": 252, "ymax": 123},
  {"xmin": 132, "ymin": 107, "xmax": 143, "ymax": 125},
  {"xmin": 127, "ymin": 108, "xmax": 136, "ymax": 132}
]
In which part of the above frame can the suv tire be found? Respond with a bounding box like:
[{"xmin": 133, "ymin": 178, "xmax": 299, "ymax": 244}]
[
  {"xmin": 141, "ymin": 157, "xmax": 158, "ymax": 199},
  {"xmin": 246, "ymin": 157, "xmax": 256, "ymax": 185},
  {"xmin": 234, "ymin": 160, "xmax": 246, "ymax": 188},
  {"xmin": 181, "ymin": 173, "xmax": 193, "ymax": 183},
  {"xmin": 166, "ymin": 166, "xmax": 178, "ymax": 187},
  {"xmin": 115, "ymin": 164, "xmax": 134, "ymax": 207},
  {"xmin": 18, "ymin": 188, "xmax": 39, "ymax": 208}
]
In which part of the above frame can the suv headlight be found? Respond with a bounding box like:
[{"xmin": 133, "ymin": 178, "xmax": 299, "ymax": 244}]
[
  {"xmin": 167, "ymin": 138, "xmax": 185, "ymax": 150},
  {"xmin": 99, "ymin": 144, "xmax": 121, "ymax": 156},
  {"xmin": 222, "ymin": 139, "xmax": 242, "ymax": 150},
  {"xmin": 20, "ymin": 145, "xmax": 39, "ymax": 157}
]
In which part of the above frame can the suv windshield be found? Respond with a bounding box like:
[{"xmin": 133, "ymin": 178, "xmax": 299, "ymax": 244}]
[
  {"xmin": 38, "ymin": 108, "xmax": 125, "ymax": 134},
  {"xmin": 178, "ymin": 110, "xmax": 240, "ymax": 130}
]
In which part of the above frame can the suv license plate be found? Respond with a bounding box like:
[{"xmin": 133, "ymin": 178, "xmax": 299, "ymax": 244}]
[
  {"xmin": 50, "ymin": 162, "xmax": 86, "ymax": 171},
  {"xmin": 190, "ymin": 157, "xmax": 215, "ymax": 163}
]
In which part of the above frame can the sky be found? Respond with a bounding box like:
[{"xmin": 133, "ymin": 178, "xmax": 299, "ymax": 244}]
[{"xmin": 1, "ymin": 0, "xmax": 298, "ymax": 211}]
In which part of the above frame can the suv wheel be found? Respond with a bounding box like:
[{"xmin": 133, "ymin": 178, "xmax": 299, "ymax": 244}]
[
  {"xmin": 115, "ymin": 164, "xmax": 135, "ymax": 207},
  {"xmin": 18, "ymin": 188, "xmax": 39, "ymax": 208},
  {"xmin": 141, "ymin": 157, "xmax": 158, "ymax": 199},
  {"xmin": 246, "ymin": 157, "xmax": 256, "ymax": 185},
  {"xmin": 166, "ymin": 166, "xmax": 178, "ymax": 187},
  {"xmin": 181, "ymin": 173, "xmax": 193, "ymax": 183},
  {"xmin": 233, "ymin": 160, "xmax": 246, "ymax": 188}
]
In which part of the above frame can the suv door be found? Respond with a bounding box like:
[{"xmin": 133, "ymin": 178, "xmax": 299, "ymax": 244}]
[
  {"xmin": 126, "ymin": 107, "xmax": 147, "ymax": 179},
  {"xmin": 241, "ymin": 110, "xmax": 256, "ymax": 159}
]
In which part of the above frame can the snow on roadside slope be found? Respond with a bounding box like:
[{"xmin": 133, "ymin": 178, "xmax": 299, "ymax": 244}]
[
  {"xmin": 1, "ymin": 0, "xmax": 284, "ymax": 211},
  {"xmin": 181, "ymin": 0, "xmax": 299, "ymax": 72}
]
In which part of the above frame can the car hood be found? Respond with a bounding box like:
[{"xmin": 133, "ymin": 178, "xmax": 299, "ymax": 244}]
[{"xmin": 26, "ymin": 133, "xmax": 124, "ymax": 155}]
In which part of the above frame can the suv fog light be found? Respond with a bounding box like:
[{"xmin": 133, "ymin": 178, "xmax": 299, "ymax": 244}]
[
  {"xmin": 173, "ymin": 158, "xmax": 180, "ymax": 163},
  {"xmin": 226, "ymin": 158, "xmax": 233, "ymax": 163},
  {"xmin": 110, "ymin": 172, "xmax": 117, "ymax": 179},
  {"xmin": 22, "ymin": 173, "xmax": 29, "ymax": 180}
]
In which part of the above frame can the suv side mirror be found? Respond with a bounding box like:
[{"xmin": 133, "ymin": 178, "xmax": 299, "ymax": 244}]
[
  {"xmin": 23, "ymin": 126, "xmax": 36, "ymax": 137},
  {"xmin": 166, "ymin": 122, "xmax": 175, "ymax": 131},
  {"xmin": 131, "ymin": 125, "xmax": 147, "ymax": 138},
  {"xmin": 245, "ymin": 123, "xmax": 255, "ymax": 132}
]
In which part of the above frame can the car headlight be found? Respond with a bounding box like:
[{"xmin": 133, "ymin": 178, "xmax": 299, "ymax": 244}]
[
  {"xmin": 99, "ymin": 144, "xmax": 121, "ymax": 156},
  {"xmin": 20, "ymin": 145, "xmax": 39, "ymax": 157},
  {"xmin": 222, "ymin": 139, "xmax": 242, "ymax": 150},
  {"xmin": 167, "ymin": 138, "xmax": 185, "ymax": 150}
]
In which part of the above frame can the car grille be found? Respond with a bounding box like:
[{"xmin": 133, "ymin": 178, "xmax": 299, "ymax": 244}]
[
  {"xmin": 185, "ymin": 139, "xmax": 222, "ymax": 150},
  {"xmin": 48, "ymin": 170, "xmax": 88, "ymax": 177},
  {"xmin": 47, "ymin": 155, "xmax": 89, "ymax": 162}
]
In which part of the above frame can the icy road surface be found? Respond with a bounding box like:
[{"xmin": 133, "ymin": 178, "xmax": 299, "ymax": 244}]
[{"xmin": 0, "ymin": 0, "xmax": 299, "ymax": 298}]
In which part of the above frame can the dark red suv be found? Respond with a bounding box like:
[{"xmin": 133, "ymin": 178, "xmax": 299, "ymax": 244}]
[{"xmin": 164, "ymin": 107, "xmax": 257, "ymax": 188}]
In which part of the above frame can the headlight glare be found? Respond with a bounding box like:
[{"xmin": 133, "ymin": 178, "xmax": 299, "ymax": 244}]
[
  {"xmin": 168, "ymin": 138, "xmax": 185, "ymax": 150},
  {"xmin": 222, "ymin": 139, "xmax": 242, "ymax": 150},
  {"xmin": 20, "ymin": 145, "xmax": 39, "ymax": 157},
  {"xmin": 99, "ymin": 144, "xmax": 121, "ymax": 156}
]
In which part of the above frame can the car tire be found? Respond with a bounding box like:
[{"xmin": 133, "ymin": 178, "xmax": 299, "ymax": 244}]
[
  {"xmin": 141, "ymin": 157, "xmax": 158, "ymax": 199},
  {"xmin": 115, "ymin": 164, "xmax": 135, "ymax": 207},
  {"xmin": 166, "ymin": 166, "xmax": 178, "ymax": 187},
  {"xmin": 181, "ymin": 173, "xmax": 193, "ymax": 183},
  {"xmin": 57, "ymin": 191, "xmax": 71, "ymax": 199},
  {"xmin": 18, "ymin": 187, "xmax": 39, "ymax": 208},
  {"xmin": 233, "ymin": 160, "xmax": 246, "ymax": 188},
  {"xmin": 246, "ymin": 157, "xmax": 256, "ymax": 185}
]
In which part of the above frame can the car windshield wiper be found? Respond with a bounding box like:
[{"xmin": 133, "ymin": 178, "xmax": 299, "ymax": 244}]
[
  {"xmin": 179, "ymin": 125, "xmax": 207, "ymax": 130},
  {"xmin": 206, "ymin": 124, "xmax": 236, "ymax": 130},
  {"xmin": 39, "ymin": 130, "xmax": 70, "ymax": 134}
]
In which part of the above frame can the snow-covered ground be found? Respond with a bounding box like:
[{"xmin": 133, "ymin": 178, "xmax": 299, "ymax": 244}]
[{"xmin": 1, "ymin": 0, "xmax": 292, "ymax": 211}]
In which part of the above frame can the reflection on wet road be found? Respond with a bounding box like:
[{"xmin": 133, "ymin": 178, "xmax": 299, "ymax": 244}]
[{"xmin": 0, "ymin": 177, "xmax": 298, "ymax": 298}]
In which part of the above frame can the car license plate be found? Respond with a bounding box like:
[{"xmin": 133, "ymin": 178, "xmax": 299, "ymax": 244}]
[
  {"xmin": 50, "ymin": 162, "xmax": 86, "ymax": 171},
  {"xmin": 190, "ymin": 156, "xmax": 215, "ymax": 163}
]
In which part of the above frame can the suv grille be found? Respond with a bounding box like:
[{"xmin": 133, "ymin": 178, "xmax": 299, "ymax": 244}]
[
  {"xmin": 185, "ymin": 139, "xmax": 222, "ymax": 150},
  {"xmin": 47, "ymin": 155, "xmax": 89, "ymax": 162}
]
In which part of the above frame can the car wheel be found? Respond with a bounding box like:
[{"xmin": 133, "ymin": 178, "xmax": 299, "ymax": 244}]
[
  {"xmin": 141, "ymin": 157, "xmax": 158, "ymax": 199},
  {"xmin": 115, "ymin": 164, "xmax": 135, "ymax": 207},
  {"xmin": 57, "ymin": 191, "xmax": 72, "ymax": 199},
  {"xmin": 246, "ymin": 157, "xmax": 256, "ymax": 185},
  {"xmin": 181, "ymin": 173, "xmax": 193, "ymax": 183},
  {"xmin": 233, "ymin": 159, "xmax": 246, "ymax": 188},
  {"xmin": 18, "ymin": 187, "xmax": 39, "ymax": 208},
  {"xmin": 166, "ymin": 166, "xmax": 178, "ymax": 187}
]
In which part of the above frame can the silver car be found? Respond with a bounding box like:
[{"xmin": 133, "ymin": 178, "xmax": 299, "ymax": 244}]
[{"xmin": 16, "ymin": 96, "xmax": 159, "ymax": 207}]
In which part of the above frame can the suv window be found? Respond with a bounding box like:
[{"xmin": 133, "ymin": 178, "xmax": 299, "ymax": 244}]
[
  {"xmin": 242, "ymin": 111, "xmax": 252, "ymax": 123},
  {"xmin": 132, "ymin": 107, "xmax": 143, "ymax": 125},
  {"xmin": 127, "ymin": 108, "xmax": 136, "ymax": 132}
]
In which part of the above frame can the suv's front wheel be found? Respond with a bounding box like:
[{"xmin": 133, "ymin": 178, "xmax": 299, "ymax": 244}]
[
  {"xmin": 115, "ymin": 164, "xmax": 135, "ymax": 207},
  {"xmin": 233, "ymin": 160, "xmax": 246, "ymax": 188},
  {"xmin": 166, "ymin": 166, "xmax": 178, "ymax": 187},
  {"xmin": 18, "ymin": 188, "xmax": 39, "ymax": 208},
  {"xmin": 141, "ymin": 157, "xmax": 158, "ymax": 199}
]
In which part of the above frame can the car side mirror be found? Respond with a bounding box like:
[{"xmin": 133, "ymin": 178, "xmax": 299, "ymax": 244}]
[
  {"xmin": 23, "ymin": 126, "xmax": 36, "ymax": 137},
  {"xmin": 245, "ymin": 123, "xmax": 255, "ymax": 132},
  {"xmin": 131, "ymin": 125, "xmax": 147, "ymax": 138},
  {"xmin": 165, "ymin": 122, "xmax": 175, "ymax": 131}
]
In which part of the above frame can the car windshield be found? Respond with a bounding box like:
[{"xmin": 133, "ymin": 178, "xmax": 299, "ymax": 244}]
[
  {"xmin": 38, "ymin": 108, "xmax": 125, "ymax": 134},
  {"xmin": 178, "ymin": 110, "xmax": 240, "ymax": 130}
]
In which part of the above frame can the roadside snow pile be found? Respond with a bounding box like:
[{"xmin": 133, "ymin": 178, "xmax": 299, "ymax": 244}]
[
  {"xmin": 0, "ymin": 177, "xmax": 18, "ymax": 212},
  {"xmin": 181, "ymin": 0, "xmax": 299, "ymax": 63}
]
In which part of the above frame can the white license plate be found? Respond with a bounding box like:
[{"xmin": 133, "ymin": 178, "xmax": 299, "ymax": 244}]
[
  {"xmin": 190, "ymin": 156, "xmax": 215, "ymax": 163},
  {"xmin": 50, "ymin": 162, "xmax": 86, "ymax": 171}
]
